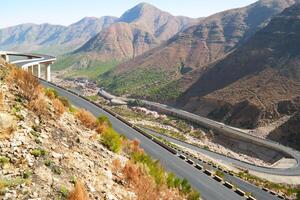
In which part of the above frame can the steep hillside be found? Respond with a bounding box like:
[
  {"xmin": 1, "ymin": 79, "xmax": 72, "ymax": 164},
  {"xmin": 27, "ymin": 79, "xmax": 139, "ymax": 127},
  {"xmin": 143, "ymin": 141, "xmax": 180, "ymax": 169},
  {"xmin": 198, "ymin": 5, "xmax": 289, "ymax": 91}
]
[
  {"xmin": 178, "ymin": 3, "xmax": 300, "ymax": 129},
  {"xmin": 268, "ymin": 111, "xmax": 300, "ymax": 150},
  {"xmin": 0, "ymin": 16, "xmax": 117, "ymax": 55},
  {"xmin": 0, "ymin": 62, "xmax": 199, "ymax": 199},
  {"xmin": 75, "ymin": 22, "xmax": 159, "ymax": 61},
  {"xmin": 100, "ymin": 0, "xmax": 296, "ymax": 99}
]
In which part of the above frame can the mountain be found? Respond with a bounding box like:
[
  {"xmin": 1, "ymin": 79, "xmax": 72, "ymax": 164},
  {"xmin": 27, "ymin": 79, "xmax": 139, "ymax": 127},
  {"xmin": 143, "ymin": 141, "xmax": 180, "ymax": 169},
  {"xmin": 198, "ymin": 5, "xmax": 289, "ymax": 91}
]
[
  {"xmin": 74, "ymin": 3, "xmax": 199, "ymax": 61},
  {"xmin": 99, "ymin": 0, "xmax": 296, "ymax": 98},
  {"xmin": 177, "ymin": 3, "xmax": 300, "ymax": 129},
  {"xmin": 74, "ymin": 22, "xmax": 159, "ymax": 61},
  {"xmin": 118, "ymin": 2, "xmax": 198, "ymax": 41},
  {"xmin": 0, "ymin": 23, "xmax": 66, "ymax": 52},
  {"xmin": 0, "ymin": 16, "xmax": 117, "ymax": 55}
]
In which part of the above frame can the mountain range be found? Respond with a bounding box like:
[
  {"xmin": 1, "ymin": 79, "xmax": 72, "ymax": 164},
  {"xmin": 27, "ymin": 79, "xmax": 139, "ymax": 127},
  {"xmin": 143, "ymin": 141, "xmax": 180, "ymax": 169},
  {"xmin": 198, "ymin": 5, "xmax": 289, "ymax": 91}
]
[
  {"xmin": 0, "ymin": 16, "xmax": 117, "ymax": 54},
  {"xmin": 0, "ymin": 0, "xmax": 300, "ymax": 146},
  {"xmin": 100, "ymin": 0, "xmax": 296, "ymax": 98}
]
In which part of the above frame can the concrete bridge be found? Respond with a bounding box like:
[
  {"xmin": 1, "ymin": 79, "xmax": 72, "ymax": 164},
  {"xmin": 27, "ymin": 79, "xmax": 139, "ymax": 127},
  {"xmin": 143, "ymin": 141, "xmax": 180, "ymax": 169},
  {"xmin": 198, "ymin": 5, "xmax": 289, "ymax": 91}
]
[{"xmin": 0, "ymin": 51, "xmax": 56, "ymax": 81}]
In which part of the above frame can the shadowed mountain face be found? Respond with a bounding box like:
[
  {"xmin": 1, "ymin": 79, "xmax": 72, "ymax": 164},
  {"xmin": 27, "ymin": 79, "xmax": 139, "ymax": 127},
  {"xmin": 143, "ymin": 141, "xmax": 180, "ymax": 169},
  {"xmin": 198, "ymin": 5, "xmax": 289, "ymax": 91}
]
[
  {"xmin": 178, "ymin": 3, "xmax": 300, "ymax": 129},
  {"xmin": 75, "ymin": 3, "xmax": 199, "ymax": 61},
  {"xmin": 99, "ymin": 0, "xmax": 296, "ymax": 97},
  {"xmin": 268, "ymin": 111, "xmax": 300, "ymax": 150},
  {"xmin": 0, "ymin": 16, "xmax": 117, "ymax": 55}
]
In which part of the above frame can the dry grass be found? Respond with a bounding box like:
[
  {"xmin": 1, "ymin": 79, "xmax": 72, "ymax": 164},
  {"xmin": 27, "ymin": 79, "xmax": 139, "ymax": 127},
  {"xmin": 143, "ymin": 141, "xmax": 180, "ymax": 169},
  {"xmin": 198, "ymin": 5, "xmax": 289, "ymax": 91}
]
[
  {"xmin": 7, "ymin": 67, "xmax": 42, "ymax": 101},
  {"xmin": 76, "ymin": 109, "xmax": 97, "ymax": 129},
  {"xmin": 122, "ymin": 161, "xmax": 159, "ymax": 200},
  {"xmin": 67, "ymin": 180, "xmax": 89, "ymax": 200},
  {"xmin": 28, "ymin": 97, "xmax": 49, "ymax": 118},
  {"xmin": 95, "ymin": 123, "xmax": 108, "ymax": 134},
  {"xmin": 122, "ymin": 161, "xmax": 183, "ymax": 200},
  {"xmin": 0, "ymin": 126, "xmax": 15, "ymax": 140},
  {"xmin": 0, "ymin": 91, "xmax": 3, "ymax": 111},
  {"xmin": 112, "ymin": 159, "xmax": 122, "ymax": 172},
  {"xmin": 52, "ymin": 99, "xmax": 65, "ymax": 117}
]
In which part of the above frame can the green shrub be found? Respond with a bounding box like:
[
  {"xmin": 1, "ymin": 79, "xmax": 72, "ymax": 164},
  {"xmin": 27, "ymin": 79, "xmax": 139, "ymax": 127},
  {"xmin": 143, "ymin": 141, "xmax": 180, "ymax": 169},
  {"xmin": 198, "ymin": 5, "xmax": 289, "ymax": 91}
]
[
  {"xmin": 58, "ymin": 96, "xmax": 70, "ymax": 108},
  {"xmin": 44, "ymin": 159, "xmax": 53, "ymax": 167},
  {"xmin": 181, "ymin": 178, "xmax": 192, "ymax": 194},
  {"xmin": 0, "ymin": 156, "xmax": 10, "ymax": 166},
  {"xmin": 31, "ymin": 148, "xmax": 47, "ymax": 157},
  {"xmin": 69, "ymin": 106, "xmax": 77, "ymax": 113},
  {"xmin": 44, "ymin": 88, "xmax": 58, "ymax": 99},
  {"xmin": 52, "ymin": 165, "xmax": 62, "ymax": 175},
  {"xmin": 59, "ymin": 186, "xmax": 68, "ymax": 198},
  {"xmin": 101, "ymin": 128, "xmax": 122, "ymax": 153},
  {"xmin": 131, "ymin": 151, "xmax": 165, "ymax": 185},
  {"xmin": 215, "ymin": 170, "xmax": 225, "ymax": 178},
  {"xmin": 97, "ymin": 115, "xmax": 112, "ymax": 127},
  {"xmin": 128, "ymin": 99, "xmax": 143, "ymax": 107},
  {"xmin": 187, "ymin": 189, "xmax": 201, "ymax": 200},
  {"xmin": 167, "ymin": 173, "xmax": 176, "ymax": 188},
  {"xmin": 22, "ymin": 170, "xmax": 32, "ymax": 179}
]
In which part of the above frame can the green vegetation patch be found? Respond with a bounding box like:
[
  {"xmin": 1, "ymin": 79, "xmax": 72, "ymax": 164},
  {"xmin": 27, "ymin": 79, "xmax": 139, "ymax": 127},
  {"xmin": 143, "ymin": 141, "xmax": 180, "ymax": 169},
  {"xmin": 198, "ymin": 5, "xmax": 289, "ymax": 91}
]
[
  {"xmin": 101, "ymin": 128, "xmax": 122, "ymax": 153},
  {"xmin": 31, "ymin": 148, "xmax": 47, "ymax": 157},
  {"xmin": 53, "ymin": 54, "xmax": 119, "ymax": 80},
  {"xmin": 99, "ymin": 67, "xmax": 175, "ymax": 97}
]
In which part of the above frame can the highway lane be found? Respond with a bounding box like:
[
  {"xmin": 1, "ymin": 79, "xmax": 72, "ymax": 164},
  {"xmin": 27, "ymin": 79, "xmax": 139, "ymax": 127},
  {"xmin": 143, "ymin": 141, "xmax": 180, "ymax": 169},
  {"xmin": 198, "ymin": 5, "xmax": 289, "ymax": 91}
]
[{"xmin": 40, "ymin": 80, "xmax": 245, "ymax": 200}]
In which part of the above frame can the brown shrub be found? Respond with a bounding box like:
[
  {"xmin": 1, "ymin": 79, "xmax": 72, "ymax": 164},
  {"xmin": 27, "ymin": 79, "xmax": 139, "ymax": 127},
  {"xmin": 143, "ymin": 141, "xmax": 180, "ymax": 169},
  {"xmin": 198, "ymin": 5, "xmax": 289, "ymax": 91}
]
[
  {"xmin": 45, "ymin": 90, "xmax": 56, "ymax": 99},
  {"xmin": 122, "ymin": 161, "xmax": 158, "ymax": 200},
  {"xmin": 52, "ymin": 99, "xmax": 65, "ymax": 117},
  {"xmin": 67, "ymin": 180, "xmax": 89, "ymax": 200},
  {"xmin": 112, "ymin": 159, "xmax": 122, "ymax": 172},
  {"xmin": 28, "ymin": 97, "xmax": 49, "ymax": 118},
  {"xmin": 95, "ymin": 124, "xmax": 108, "ymax": 134},
  {"xmin": 76, "ymin": 109, "xmax": 97, "ymax": 129},
  {"xmin": 131, "ymin": 139, "xmax": 142, "ymax": 153},
  {"xmin": 0, "ymin": 91, "xmax": 3, "ymax": 110},
  {"xmin": 7, "ymin": 67, "xmax": 41, "ymax": 101}
]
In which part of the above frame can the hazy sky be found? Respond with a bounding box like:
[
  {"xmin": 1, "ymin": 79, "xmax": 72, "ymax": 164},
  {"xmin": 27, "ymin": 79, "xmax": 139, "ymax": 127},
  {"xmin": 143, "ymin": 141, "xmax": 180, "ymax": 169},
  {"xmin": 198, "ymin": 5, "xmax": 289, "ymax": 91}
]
[{"xmin": 1, "ymin": 0, "xmax": 258, "ymax": 28}]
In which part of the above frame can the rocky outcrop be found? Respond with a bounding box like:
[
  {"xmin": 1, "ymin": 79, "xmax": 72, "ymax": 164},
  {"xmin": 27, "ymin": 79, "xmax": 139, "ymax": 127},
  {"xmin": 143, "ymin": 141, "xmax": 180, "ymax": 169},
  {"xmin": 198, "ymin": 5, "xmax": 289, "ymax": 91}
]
[{"xmin": 268, "ymin": 111, "xmax": 300, "ymax": 150}]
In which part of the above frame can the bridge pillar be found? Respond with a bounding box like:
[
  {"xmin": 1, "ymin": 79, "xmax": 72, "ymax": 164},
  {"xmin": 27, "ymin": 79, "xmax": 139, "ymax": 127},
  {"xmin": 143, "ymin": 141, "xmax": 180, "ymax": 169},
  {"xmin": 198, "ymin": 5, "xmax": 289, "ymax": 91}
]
[
  {"xmin": 37, "ymin": 64, "xmax": 41, "ymax": 78},
  {"xmin": 28, "ymin": 66, "xmax": 33, "ymax": 74},
  {"xmin": 45, "ymin": 64, "xmax": 51, "ymax": 82},
  {"xmin": 1, "ymin": 54, "xmax": 9, "ymax": 62}
]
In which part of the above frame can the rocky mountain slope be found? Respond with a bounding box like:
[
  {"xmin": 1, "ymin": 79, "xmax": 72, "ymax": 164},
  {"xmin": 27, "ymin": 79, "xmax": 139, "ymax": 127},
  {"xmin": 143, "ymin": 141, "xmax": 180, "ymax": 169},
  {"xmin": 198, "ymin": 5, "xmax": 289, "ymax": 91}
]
[
  {"xmin": 74, "ymin": 22, "xmax": 159, "ymax": 61},
  {"xmin": 178, "ymin": 3, "xmax": 300, "ymax": 129},
  {"xmin": 268, "ymin": 111, "xmax": 300, "ymax": 150},
  {"xmin": 0, "ymin": 16, "xmax": 117, "ymax": 55},
  {"xmin": 99, "ymin": 0, "xmax": 297, "ymax": 98},
  {"xmin": 74, "ymin": 3, "xmax": 198, "ymax": 61},
  {"xmin": 0, "ymin": 61, "xmax": 199, "ymax": 199}
]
